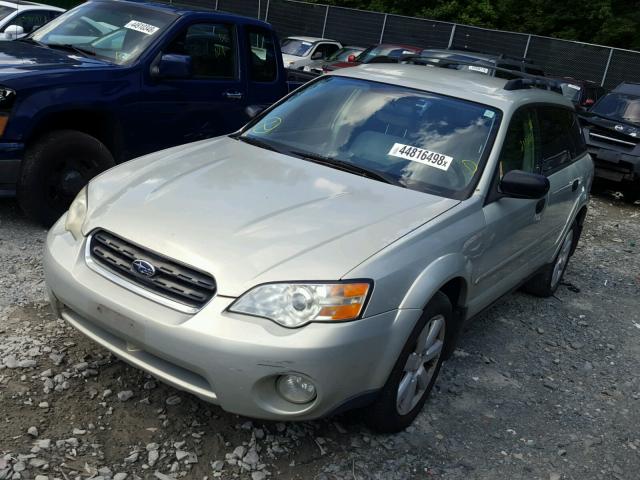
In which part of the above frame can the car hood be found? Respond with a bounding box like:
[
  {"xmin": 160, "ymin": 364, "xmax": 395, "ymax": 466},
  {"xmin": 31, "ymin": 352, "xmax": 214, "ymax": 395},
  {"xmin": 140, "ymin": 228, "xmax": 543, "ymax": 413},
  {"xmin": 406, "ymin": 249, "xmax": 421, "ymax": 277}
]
[
  {"xmin": 84, "ymin": 137, "xmax": 459, "ymax": 296},
  {"xmin": 0, "ymin": 41, "xmax": 108, "ymax": 78}
]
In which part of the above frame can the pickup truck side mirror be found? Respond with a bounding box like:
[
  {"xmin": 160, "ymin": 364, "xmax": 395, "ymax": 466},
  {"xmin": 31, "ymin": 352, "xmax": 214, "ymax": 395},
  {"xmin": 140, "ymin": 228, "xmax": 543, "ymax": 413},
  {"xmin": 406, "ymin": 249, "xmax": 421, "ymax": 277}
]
[
  {"xmin": 4, "ymin": 25, "xmax": 24, "ymax": 40},
  {"xmin": 499, "ymin": 170, "xmax": 550, "ymax": 199},
  {"xmin": 311, "ymin": 51, "xmax": 323, "ymax": 60},
  {"xmin": 154, "ymin": 54, "xmax": 192, "ymax": 79}
]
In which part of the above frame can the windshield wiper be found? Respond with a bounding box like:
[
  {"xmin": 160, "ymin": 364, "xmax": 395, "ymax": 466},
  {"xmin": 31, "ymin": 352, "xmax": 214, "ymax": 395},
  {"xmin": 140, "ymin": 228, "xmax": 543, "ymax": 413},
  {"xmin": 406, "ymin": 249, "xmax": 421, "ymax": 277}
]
[
  {"xmin": 235, "ymin": 135, "xmax": 283, "ymax": 153},
  {"xmin": 47, "ymin": 43, "xmax": 96, "ymax": 57},
  {"xmin": 291, "ymin": 150, "xmax": 404, "ymax": 187},
  {"xmin": 17, "ymin": 37, "xmax": 47, "ymax": 47}
]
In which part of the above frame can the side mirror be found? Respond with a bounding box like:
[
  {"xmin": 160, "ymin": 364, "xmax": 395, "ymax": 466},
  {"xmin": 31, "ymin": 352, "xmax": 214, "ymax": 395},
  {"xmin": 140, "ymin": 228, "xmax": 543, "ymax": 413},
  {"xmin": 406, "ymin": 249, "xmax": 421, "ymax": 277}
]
[
  {"xmin": 245, "ymin": 105, "xmax": 265, "ymax": 119},
  {"xmin": 310, "ymin": 51, "xmax": 323, "ymax": 60},
  {"xmin": 4, "ymin": 25, "xmax": 24, "ymax": 40},
  {"xmin": 347, "ymin": 54, "xmax": 357, "ymax": 63},
  {"xmin": 154, "ymin": 54, "xmax": 192, "ymax": 79},
  {"xmin": 499, "ymin": 170, "xmax": 550, "ymax": 199}
]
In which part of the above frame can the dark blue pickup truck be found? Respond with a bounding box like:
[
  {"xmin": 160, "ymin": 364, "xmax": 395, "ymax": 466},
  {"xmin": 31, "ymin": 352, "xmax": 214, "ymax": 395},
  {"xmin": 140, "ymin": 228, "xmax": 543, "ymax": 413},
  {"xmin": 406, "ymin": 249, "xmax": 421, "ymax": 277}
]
[{"xmin": 0, "ymin": 0, "xmax": 292, "ymax": 224}]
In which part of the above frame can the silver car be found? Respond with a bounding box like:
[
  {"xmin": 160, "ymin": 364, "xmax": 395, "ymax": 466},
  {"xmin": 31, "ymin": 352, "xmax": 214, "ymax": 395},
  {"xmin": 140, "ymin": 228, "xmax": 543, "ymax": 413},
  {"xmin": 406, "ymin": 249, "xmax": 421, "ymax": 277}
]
[{"xmin": 44, "ymin": 65, "xmax": 593, "ymax": 432}]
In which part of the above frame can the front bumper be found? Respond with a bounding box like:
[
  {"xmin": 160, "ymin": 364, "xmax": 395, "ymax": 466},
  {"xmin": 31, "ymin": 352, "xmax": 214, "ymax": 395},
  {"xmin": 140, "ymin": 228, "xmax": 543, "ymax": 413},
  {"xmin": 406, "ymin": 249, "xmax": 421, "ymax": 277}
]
[
  {"xmin": 44, "ymin": 219, "xmax": 419, "ymax": 420},
  {"xmin": 0, "ymin": 142, "xmax": 23, "ymax": 196},
  {"xmin": 587, "ymin": 145, "xmax": 640, "ymax": 184}
]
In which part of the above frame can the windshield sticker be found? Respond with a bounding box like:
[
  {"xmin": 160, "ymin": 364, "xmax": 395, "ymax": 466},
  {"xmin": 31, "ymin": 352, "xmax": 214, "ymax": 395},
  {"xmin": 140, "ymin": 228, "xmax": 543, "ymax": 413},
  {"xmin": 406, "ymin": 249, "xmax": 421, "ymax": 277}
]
[
  {"xmin": 388, "ymin": 143, "xmax": 453, "ymax": 171},
  {"xmin": 468, "ymin": 65, "xmax": 489, "ymax": 74},
  {"xmin": 252, "ymin": 117, "xmax": 282, "ymax": 134},
  {"xmin": 124, "ymin": 20, "xmax": 159, "ymax": 35},
  {"xmin": 483, "ymin": 109, "xmax": 495, "ymax": 118},
  {"xmin": 566, "ymin": 83, "xmax": 581, "ymax": 90}
]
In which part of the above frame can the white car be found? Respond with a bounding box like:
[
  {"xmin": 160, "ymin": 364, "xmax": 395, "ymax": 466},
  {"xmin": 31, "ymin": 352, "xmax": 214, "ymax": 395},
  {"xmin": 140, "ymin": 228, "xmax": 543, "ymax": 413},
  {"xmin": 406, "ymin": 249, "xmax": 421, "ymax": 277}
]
[
  {"xmin": 0, "ymin": 0, "xmax": 64, "ymax": 40},
  {"xmin": 281, "ymin": 36, "xmax": 341, "ymax": 70}
]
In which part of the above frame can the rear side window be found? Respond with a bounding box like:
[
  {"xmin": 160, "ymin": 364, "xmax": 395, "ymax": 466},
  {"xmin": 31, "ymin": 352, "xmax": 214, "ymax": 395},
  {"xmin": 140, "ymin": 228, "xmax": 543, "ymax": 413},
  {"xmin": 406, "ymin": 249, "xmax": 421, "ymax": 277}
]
[
  {"xmin": 536, "ymin": 107, "xmax": 581, "ymax": 174},
  {"xmin": 246, "ymin": 26, "xmax": 277, "ymax": 82},
  {"xmin": 167, "ymin": 23, "xmax": 236, "ymax": 79}
]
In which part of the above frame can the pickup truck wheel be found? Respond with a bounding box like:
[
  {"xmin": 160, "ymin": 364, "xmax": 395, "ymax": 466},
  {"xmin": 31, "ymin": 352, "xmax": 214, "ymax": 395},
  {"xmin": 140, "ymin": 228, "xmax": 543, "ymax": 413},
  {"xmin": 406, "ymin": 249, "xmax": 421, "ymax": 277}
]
[
  {"xmin": 364, "ymin": 292, "xmax": 451, "ymax": 433},
  {"xmin": 522, "ymin": 222, "xmax": 576, "ymax": 297},
  {"xmin": 18, "ymin": 130, "xmax": 115, "ymax": 226}
]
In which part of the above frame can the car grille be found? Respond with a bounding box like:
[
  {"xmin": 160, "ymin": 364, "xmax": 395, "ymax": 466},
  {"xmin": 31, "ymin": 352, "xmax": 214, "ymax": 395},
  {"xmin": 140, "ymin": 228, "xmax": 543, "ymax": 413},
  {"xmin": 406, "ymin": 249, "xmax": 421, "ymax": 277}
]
[
  {"xmin": 588, "ymin": 127, "xmax": 639, "ymax": 150},
  {"xmin": 89, "ymin": 230, "xmax": 216, "ymax": 309}
]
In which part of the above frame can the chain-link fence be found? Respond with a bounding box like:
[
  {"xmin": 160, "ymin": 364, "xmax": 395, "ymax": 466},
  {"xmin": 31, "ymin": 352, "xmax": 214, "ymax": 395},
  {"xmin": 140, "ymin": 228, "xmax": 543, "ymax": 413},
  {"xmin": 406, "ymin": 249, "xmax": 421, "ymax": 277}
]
[{"xmin": 168, "ymin": 0, "xmax": 640, "ymax": 89}]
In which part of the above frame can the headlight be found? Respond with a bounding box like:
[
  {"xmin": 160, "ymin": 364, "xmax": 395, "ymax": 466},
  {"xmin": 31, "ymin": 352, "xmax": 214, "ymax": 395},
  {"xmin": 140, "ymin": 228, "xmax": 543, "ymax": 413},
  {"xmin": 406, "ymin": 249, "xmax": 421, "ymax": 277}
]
[
  {"xmin": 64, "ymin": 186, "xmax": 88, "ymax": 240},
  {"xmin": 229, "ymin": 281, "xmax": 371, "ymax": 328}
]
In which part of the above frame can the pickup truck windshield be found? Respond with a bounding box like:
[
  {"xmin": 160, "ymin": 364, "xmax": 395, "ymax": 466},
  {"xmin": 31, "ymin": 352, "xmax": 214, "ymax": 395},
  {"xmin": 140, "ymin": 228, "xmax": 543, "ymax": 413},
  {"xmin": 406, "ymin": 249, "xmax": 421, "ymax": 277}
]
[
  {"xmin": 241, "ymin": 76, "xmax": 501, "ymax": 199},
  {"xmin": 30, "ymin": 2, "xmax": 176, "ymax": 65},
  {"xmin": 281, "ymin": 38, "xmax": 313, "ymax": 57},
  {"xmin": 0, "ymin": 5, "xmax": 16, "ymax": 22},
  {"xmin": 591, "ymin": 93, "xmax": 640, "ymax": 126}
]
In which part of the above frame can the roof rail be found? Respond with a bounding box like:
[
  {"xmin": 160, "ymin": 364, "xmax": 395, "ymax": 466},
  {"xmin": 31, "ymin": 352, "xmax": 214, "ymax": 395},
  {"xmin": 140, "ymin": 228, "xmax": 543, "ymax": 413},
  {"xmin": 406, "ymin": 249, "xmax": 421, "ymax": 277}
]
[{"xmin": 399, "ymin": 55, "xmax": 563, "ymax": 94}]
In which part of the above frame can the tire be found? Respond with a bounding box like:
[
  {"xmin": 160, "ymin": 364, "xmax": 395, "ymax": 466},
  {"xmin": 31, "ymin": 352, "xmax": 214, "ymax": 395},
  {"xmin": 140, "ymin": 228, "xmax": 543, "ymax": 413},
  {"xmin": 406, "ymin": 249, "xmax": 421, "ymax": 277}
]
[
  {"xmin": 522, "ymin": 221, "xmax": 577, "ymax": 297},
  {"xmin": 18, "ymin": 130, "xmax": 115, "ymax": 227},
  {"xmin": 364, "ymin": 292, "xmax": 452, "ymax": 433}
]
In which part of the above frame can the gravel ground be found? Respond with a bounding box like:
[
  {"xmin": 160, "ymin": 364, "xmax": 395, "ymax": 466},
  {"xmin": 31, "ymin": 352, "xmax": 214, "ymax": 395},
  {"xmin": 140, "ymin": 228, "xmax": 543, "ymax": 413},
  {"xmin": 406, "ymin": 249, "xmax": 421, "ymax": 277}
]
[{"xmin": 1, "ymin": 195, "xmax": 639, "ymax": 480}]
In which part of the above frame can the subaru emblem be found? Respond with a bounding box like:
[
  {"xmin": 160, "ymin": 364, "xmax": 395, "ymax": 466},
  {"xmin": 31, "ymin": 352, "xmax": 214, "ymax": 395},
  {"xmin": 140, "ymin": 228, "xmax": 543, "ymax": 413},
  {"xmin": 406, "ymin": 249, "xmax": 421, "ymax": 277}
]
[
  {"xmin": 615, "ymin": 124, "xmax": 624, "ymax": 132},
  {"xmin": 132, "ymin": 259, "xmax": 156, "ymax": 277}
]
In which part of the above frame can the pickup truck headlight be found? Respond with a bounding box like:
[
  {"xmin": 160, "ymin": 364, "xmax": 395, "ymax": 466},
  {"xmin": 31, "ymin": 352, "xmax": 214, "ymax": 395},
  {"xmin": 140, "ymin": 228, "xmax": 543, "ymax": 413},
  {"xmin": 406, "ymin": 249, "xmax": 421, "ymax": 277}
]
[
  {"xmin": 64, "ymin": 186, "xmax": 88, "ymax": 240},
  {"xmin": 229, "ymin": 281, "xmax": 371, "ymax": 328}
]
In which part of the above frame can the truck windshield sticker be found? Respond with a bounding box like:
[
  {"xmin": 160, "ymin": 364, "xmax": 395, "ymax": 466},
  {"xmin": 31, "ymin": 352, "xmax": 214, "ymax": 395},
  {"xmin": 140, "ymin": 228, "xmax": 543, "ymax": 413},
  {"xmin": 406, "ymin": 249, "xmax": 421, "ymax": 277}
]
[
  {"xmin": 124, "ymin": 20, "xmax": 160, "ymax": 35},
  {"xmin": 253, "ymin": 117, "xmax": 282, "ymax": 134},
  {"xmin": 468, "ymin": 65, "xmax": 489, "ymax": 74},
  {"xmin": 566, "ymin": 83, "xmax": 581, "ymax": 91},
  {"xmin": 388, "ymin": 143, "xmax": 453, "ymax": 171}
]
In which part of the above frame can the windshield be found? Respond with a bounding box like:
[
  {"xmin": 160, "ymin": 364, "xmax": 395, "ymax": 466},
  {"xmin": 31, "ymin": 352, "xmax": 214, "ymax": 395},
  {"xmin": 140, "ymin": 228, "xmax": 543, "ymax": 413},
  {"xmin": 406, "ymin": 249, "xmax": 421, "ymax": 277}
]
[
  {"xmin": 30, "ymin": 2, "xmax": 177, "ymax": 65},
  {"xmin": 327, "ymin": 47, "xmax": 363, "ymax": 62},
  {"xmin": 591, "ymin": 92, "xmax": 640, "ymax": 126},
  {"xmin": 357, "ymin": 45, "xmax": 416, "ymax": 63},
  {"xmin": 0, "ymin": 5, "xmax": 15, "ymax": 22},
  {"xmin": 281, "ymin": 38, "xmax": 313, "ymax": 57},
  {"xmin": 240, "ymin": 76, "xmax": 501, "ymax": 199},
  {"xmin": 560, "ymin": 83, "xmax": 582, "ymax": 102}
]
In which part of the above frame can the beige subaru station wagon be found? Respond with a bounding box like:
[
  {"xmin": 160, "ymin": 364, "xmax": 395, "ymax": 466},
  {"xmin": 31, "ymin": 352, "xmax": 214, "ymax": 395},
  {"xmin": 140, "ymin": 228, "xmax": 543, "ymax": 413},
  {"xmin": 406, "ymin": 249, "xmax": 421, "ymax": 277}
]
[{"xmin": 45, "ymin": 64, "xmax": 592, "ymax": 432}]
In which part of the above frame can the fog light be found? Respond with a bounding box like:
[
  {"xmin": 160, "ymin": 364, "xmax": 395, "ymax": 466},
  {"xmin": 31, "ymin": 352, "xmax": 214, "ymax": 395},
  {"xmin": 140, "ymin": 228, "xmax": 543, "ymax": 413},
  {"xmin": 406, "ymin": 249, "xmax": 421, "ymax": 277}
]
[{"xmin": 276, "ymin": 375, "xmax": 317, "ymax": 404}]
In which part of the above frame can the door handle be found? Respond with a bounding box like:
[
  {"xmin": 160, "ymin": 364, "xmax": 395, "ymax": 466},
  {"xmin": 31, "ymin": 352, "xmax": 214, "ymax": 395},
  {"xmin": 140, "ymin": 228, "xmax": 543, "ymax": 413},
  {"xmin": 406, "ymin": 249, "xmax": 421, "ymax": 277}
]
[
  {"xmin": 535, "ymin": 198, "xmax": 546, "ymax": 214},
  {"xmin": 223, "ymin": 91, "xmax": 244, "ymax": 100},
  {"xmin": 571, "ymin": 179, "xmax": 580, "ymax": 192}
]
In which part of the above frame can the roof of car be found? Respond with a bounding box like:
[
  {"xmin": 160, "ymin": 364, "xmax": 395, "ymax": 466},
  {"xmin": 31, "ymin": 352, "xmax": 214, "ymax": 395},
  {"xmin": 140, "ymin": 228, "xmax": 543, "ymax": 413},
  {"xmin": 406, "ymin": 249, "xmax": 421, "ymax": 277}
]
[
  {"xmin": 287, "ymin": 36, "xmax": 339, "ymax": 43},
  {"xmin": 329, "ymin": 63, "xmax": 573, "ymax": 112},
  {"xmin": 613, "ymin": 82, "xmax": 640, "ymax": 95}
]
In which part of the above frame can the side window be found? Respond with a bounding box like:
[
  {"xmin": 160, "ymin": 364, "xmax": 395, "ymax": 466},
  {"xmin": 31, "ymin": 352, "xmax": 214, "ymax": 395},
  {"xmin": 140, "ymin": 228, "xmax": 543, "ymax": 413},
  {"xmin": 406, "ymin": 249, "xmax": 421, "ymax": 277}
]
[
  {"xmin": 498, "ymin": 108, "xmax": 538, "ymax": 178},
  {"xmin": 7, "ymin": 11, "xmax": 51, "ymax": 34},
  {"xmin": 314, "ymin": 43, "xmax": 338, "ymax": 59},
  {"xmin": 246, "ymin": 26, "xmax": 277, "ymax": 82},
  {"xmin": 537, "ymin": 107, "xmax": 577, "ymax": 174},
  {"xmin": 166, "ymin": 23, "xmax": 236, "ymax": 79}
]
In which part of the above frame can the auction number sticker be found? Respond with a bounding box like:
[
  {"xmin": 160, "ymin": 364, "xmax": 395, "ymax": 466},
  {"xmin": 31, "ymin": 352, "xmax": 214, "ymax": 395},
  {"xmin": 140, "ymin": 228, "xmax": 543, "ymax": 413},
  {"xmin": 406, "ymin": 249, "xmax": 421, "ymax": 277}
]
[
  {"xmin": 388, "ymin": 143, "xmax": 453, "ymax": 171},
  {"xmin": 468, "ymin": 65, "xmax": 489, "ymax": 74},
  {"xmin": 124, "ymin": 20, "xmax": 159, "ymax": 35}
]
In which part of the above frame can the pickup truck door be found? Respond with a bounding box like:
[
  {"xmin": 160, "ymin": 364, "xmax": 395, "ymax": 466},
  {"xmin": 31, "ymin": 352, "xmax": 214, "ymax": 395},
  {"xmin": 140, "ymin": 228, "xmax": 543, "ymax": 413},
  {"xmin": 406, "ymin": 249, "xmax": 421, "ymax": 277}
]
[{"xmin": 131, "ymin": 21, "xmax": 249, "ymax": 157}]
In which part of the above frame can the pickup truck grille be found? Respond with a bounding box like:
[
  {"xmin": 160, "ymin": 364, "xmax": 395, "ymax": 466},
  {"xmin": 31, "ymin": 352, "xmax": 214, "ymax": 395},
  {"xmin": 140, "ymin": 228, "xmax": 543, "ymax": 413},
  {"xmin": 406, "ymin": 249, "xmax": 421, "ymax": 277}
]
[
  {"xmin": 588, "ymin": 127, "xmax": 639, "ymax": 150},
  {"xmin": 89, "ymin": 230, "xmax": 216, "ymax": 309}
]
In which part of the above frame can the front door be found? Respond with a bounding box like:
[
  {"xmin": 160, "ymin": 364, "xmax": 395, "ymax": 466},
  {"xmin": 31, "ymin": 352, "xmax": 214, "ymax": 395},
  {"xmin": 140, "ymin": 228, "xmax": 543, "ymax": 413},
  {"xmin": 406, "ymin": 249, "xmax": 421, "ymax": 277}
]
[{"xmin": 129, "ymin": 21, "xmax": 249, "ymax": 158}]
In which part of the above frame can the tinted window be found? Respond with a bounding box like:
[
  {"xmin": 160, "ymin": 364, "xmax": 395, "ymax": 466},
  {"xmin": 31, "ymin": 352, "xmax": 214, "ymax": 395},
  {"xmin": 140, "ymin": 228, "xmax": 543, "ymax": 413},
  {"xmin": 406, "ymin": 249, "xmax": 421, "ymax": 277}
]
[
  {"xmin": 498, "ymin": 108, "xmax": 538, "ymax": 177},
  {"xmin": 314, "ymin": 43, "xmax": 339, "ymax": 59},
  {"xmin": 167, "ymin": 23, "xmax": 236, "ymax": 79},
  {"xmin": 591, "ymin": 92, "xmax": 640, "ymax": 125},
  {"xmin": 537, "ymin": 107, "xmax": 576, "ymax": 174},
  {"xmin": 242, "ymin": 76, "xmax": 501, "ymax": 199},
  {"xmin": 247, "ymin": 26, "xmax": 276, "ymax": 82},
  {"xmin": 0, "ymin": 5, "xmax": 15, "ymax": 22}
]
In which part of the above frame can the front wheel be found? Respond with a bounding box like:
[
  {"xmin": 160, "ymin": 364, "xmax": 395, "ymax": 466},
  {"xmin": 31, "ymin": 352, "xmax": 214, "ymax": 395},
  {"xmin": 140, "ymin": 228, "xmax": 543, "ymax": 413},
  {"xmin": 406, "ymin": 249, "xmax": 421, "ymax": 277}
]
[
  {"xmin": 18, "ymin": 130, "xmax": 115, "ymax": 227},
  {"xmin": 364, "ymin": 292, "xmax": 451, "ymax": 433}
]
